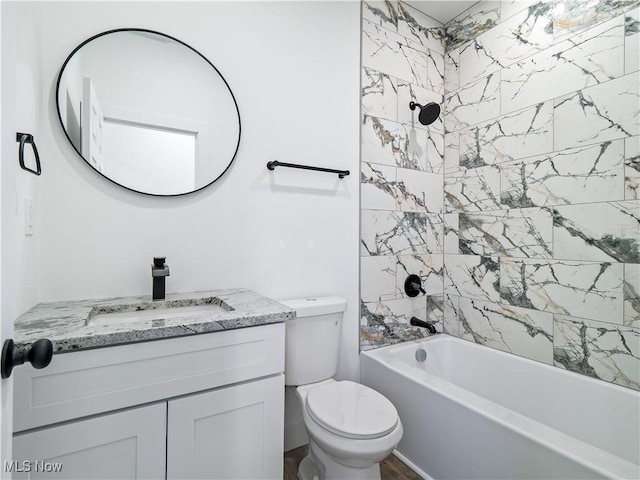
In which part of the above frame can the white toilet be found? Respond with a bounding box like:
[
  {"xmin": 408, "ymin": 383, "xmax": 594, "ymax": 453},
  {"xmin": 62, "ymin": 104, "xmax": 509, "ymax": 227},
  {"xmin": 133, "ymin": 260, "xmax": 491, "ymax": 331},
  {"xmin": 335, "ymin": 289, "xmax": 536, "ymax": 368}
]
[{"xmin": 281, "ymin": 296, "xmax": 403, "ymax": 480}]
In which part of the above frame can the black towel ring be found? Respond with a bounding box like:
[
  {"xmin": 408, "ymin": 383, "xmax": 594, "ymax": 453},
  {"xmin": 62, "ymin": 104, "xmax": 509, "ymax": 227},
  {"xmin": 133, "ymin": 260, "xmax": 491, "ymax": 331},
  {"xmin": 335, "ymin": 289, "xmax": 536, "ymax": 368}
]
[{"xmin": 16, "ymin": 132, "xmax": 42, "ymax": 176}]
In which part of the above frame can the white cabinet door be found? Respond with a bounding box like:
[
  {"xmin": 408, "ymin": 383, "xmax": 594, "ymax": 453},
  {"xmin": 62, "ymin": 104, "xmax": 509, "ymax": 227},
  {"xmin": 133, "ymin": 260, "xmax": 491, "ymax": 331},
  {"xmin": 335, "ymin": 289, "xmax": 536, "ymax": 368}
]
[
  {"xmin": 167, "ymin": 375, "xmax": 284, "ymax": 480},
  {"xmin": 12, "ymin": 403, "xmax": 166, "ymax": 479}
]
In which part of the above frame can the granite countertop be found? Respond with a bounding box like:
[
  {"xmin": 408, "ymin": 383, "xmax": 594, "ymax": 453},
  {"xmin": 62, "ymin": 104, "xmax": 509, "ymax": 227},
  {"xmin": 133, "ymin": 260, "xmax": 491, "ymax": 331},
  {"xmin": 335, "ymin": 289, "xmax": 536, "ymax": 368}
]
[{"xmin": 14, "ymin": 289, "xmax": 294, "ymax": 353}]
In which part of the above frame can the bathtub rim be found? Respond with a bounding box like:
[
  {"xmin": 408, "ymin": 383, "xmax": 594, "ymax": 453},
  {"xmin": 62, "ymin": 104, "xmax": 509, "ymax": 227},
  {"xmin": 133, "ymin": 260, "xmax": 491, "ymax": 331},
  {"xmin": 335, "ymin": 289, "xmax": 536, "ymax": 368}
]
[{"xmin": 361, "ymin": 336, "xmax": 640, "ymax": 480}]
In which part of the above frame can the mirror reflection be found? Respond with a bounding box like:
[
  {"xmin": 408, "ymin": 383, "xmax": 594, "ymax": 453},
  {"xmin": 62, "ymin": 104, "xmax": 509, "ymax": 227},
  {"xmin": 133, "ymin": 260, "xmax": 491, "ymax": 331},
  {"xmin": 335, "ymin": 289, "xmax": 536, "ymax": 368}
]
[{"xmin": 56, "ymin": 29, "xmax": 241, "ymax": 196}]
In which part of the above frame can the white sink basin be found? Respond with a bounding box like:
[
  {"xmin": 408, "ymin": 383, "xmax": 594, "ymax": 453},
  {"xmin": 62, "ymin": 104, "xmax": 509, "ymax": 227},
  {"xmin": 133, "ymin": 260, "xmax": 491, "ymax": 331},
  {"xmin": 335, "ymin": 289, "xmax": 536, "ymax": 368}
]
[{"xmin": 87, "ymin": 301, "xmax": 232, "ymax": 326}]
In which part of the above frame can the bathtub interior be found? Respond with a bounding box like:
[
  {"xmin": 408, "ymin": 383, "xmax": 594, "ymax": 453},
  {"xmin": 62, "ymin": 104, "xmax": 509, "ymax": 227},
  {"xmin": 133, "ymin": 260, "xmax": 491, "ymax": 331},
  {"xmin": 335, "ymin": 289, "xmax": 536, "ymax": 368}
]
[{"xmin": 362, "ymin": 336, "xmax": 640, "ymax": 469}]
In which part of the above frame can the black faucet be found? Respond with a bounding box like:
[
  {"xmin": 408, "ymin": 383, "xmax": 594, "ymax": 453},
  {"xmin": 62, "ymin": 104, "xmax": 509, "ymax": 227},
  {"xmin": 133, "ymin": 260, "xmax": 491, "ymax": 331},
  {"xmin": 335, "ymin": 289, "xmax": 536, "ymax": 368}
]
[
  {"xmin": 151, "ymin": 257, "xmax": 170, "ymax": 300},
  {"xmin": 410, "ymin": 316, "xmax": 437, "ymax": 334}
]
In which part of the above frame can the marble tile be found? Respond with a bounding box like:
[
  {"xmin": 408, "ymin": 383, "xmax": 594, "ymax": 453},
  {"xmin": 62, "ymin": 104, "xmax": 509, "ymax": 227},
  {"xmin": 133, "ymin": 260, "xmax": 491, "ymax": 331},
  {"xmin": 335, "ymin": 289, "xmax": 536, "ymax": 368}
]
[
  {"xmin": 361, "ymin": 162, "xmax": 397, "ymax": 211},
  {"xmin": 442, "ymin": 294, "xmax": 461, "ymax": 336},
  {"xmin": 360, "ymin": 324, "xmax": 430, "ymax": 350},
  {"xmin": 626, "ymin": 136, "xmax": 640, "ymax": 199},
  {"xmin": 362, "ymin": 115, "xmax": 427, "ymax": 170},
  {"xmin": 362, "ymin": 67, "xmax": 398, "ymax": 121},
  {"xmin": 445, "ymin": 1, "xmax": 501, "ymax": 50},
  {"xmin": 444, "ymin": 131, "xmax": 460, "ymax": 173},
  {"xmin": 363, "ymin": 19, "xmax": 435, "ymax": 89},
  {"xmin": 362, "ymin": 296, "xmax": 427, "ymax": 327},
  {"xmin": 361, "ymin": 255, "xmax": 397, "ymax": 303},
  {"xmin": 624, "ymin": 263, "xmax": 640, "ymax": 327},
  {"xmin": 444, "ymin": 254, "xmax": 501, "ymax": 302},
  {"xmin": 500, "ymin": 0, "xmax": 543, "ymax": 21},
  {"xmin": 401, "ymin": 214, "xmax": 442, "ymax": 256},
  {"xmin": 361, "ymin": 210, "xmax": 442, "ymax": 256},
  {"xmin": 425, "ymin": 48, "xmax": 445, "ymax": 96},
  {"xmin": 397, "ymin": 2, "xmax": 446, "ymax": 53},
  {"xmin": 554, "ymin": 73, "xmax": 640, "ymax": 151},
  {"xmin": 362, "ymin": 1, "xmax": 398, "ymax": 31},
  {"xmin": 460, "ymin": 207, "xmax": 553, "ymax": 258},
  {"xmin": 460, "ymin": 101, "xmax": 554, "ymax": 168},
  {"xmin": 459, "ymin": 1, "xmax": 554, "ymax": 88},
  {"xmin": 501, "ymin": 16, "xmax": 625, "ymax": 114},
  {"xmin": 360, "ymin": 296, "xmax": 431, "ymax": 350},
  {"xmin": 444, "ymin": 47, "xmax": 460, "ymax": 94},
  {"xmin": 397, "ymin": 168, "xmax": 443, "ymax": 213},
  {"xmin": 553, "ymin": 201, "xmax": 640, "ymax": 263},
  {"xmin": 500, "ymin": 258, "xmax": 625, "ymax": 323},
  {"xmin": 553, "ymin": 0, "xmax": 640, "ymax": 42},
  {"xmin": 444, "ymin": 72, "xmax": 501, "ymax": 133},
  {"xmin": 444, "ymin": 164, "xmax": 501, "ymax": 213},
  {"xmin": 423, "ymin": 128, "xmax": 445, "ymax": 173},
  {"xmin": 501, "ymin": 140, "xmax": 626, "ymax": 208},
  {"xmin": 625, "ymin": 8, "xmax": 640, "ymax": 73},
  {"xmin": 444, "ymin": 213, "xmax": 460, "ymax": 254},
  {"xmin": 457, "ymin": 297, "xmax": 554, "ymax": 364},
  {"xmin": 425, "ymin": 213, "xmax": 444, "ymax": 254},
  {"xmin": 362, "ymin": 19, "xmax": 412, "ymax": 75},
  {"xmin": 554, "ymin": 315, "xmax": 640, "ymax": 390},
  {"xmin": 426, "ymin": 294, "xmax": 445, "ymax": 332},
  {"xmin": 396, "ymin": 254, "xmax": 444, "ymax": 297}
]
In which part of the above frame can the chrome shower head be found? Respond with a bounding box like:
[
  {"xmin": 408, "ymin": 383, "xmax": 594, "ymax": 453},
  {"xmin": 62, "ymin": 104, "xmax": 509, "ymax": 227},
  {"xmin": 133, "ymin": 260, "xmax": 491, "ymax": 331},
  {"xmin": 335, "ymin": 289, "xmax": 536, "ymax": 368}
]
[{"xmin": 409, "ymin": 101, "xmax": 441, "ymax": 126}]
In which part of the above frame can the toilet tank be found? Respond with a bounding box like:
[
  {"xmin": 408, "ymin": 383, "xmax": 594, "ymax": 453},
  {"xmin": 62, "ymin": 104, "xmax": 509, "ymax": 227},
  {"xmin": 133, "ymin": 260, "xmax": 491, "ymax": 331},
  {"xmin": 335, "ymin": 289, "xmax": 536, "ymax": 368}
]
[{"xmin": 280, "ymin": 296, "xmax": 346, "ymax": 386}]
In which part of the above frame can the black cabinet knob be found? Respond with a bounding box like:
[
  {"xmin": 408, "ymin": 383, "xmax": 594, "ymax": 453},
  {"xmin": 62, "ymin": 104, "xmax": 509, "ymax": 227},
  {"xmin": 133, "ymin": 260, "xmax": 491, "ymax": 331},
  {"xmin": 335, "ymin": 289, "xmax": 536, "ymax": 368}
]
[{"xmin": 1, "ymin": 338, "xmax": 53, "ymax": 378}]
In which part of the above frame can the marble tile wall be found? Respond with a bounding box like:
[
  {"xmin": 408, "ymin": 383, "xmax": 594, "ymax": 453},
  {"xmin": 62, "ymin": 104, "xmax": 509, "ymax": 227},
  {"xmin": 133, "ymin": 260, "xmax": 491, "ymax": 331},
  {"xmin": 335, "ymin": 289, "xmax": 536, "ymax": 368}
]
[
  {"xmin": 360, "ymin": 1, "xmax": 446, "ymax": 349},
  {"xmin": 359, "ymin": 0, "xmax": 639, "ymax": 391},
  {"xmin": 443, "ymin": 0, "xmax": 640, "ymax": 390}
]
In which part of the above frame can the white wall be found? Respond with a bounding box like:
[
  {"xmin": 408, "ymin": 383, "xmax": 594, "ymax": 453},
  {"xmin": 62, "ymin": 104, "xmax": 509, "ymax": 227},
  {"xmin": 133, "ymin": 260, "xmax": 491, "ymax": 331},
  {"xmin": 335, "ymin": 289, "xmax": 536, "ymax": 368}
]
[
  {"xmin": 3, "ymin": 2, "xmax": 43, "ymax": 323},
  {"xmin": 1, "ymin": 0, "xmax": 46, "ymax": 468},
  {"xmin": 6, "ymin": 0, "xmax": 361, "ymax": 451},
  {"xmin": 32, "ymin": 0, "xmax": 361, "ymax": 381}
]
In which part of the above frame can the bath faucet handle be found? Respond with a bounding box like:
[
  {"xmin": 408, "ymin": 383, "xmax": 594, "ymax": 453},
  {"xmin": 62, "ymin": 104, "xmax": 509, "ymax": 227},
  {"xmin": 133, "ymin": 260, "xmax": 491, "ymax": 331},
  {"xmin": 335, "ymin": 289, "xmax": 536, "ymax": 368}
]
[{"xmin": 404, "ymin": 274, "xmax": 426, "ymax": 297}]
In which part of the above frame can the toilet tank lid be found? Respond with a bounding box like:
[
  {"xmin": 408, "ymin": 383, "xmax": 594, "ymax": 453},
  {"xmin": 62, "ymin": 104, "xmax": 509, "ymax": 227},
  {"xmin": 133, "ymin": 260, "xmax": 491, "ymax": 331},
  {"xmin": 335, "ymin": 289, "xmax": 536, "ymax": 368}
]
[{"xmin": 279, "ymin": 296, "xmax": 346, "ymax": 317}]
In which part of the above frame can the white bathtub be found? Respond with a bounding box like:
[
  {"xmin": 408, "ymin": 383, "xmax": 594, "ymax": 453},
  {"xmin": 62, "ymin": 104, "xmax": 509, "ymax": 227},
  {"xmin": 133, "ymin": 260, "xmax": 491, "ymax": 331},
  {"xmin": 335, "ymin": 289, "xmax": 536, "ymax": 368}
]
[{"xmin": 360, "ymin": 336, "xmax": 640, "ymax": 480}]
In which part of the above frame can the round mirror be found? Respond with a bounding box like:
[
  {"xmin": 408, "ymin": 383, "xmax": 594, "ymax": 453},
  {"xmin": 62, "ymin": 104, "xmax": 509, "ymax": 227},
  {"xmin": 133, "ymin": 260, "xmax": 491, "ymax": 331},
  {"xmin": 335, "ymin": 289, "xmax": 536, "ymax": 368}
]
[{"xmin": 56, "ymin": 29, "xmax": 241, "ymax": 196}]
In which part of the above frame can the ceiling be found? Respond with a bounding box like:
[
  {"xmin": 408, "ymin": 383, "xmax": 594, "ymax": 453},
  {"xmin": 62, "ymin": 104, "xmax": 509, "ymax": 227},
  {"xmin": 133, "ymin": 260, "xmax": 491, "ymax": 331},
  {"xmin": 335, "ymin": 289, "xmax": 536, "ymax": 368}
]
[{"xmin": 403, "ymin": 0, "xmax": 479, "ymax": 24}]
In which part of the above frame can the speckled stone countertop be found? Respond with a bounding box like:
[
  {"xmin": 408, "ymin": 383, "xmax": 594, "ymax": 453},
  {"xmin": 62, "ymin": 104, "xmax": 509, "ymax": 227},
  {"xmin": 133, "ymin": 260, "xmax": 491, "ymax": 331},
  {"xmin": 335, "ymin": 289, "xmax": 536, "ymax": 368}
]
[{"xmin": 14, "ymin": 289, "xmax": 294, "ymax": 353}]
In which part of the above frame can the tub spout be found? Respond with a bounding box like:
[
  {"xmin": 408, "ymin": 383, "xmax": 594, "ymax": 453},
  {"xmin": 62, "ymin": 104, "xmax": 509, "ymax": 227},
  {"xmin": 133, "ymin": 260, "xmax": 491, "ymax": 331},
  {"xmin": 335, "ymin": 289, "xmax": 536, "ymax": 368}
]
[{"xmin": 410, "ymin": 316, "xmax": 437, "ymax": 334}]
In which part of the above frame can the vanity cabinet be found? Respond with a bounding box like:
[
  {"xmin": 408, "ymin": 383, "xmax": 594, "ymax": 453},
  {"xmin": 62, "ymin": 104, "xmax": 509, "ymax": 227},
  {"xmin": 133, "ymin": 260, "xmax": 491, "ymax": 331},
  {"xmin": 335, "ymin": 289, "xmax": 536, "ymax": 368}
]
[
  {"xmin": 167, "ymin": 375, "xmax": 283, "ymax": 479},
  {"xmin": 12, "ymin": 323, "xmax": 285, "ymax": 479},
  {"xmin": 13, "ymin": 403, "xmax": 167, "ymax": 479}
]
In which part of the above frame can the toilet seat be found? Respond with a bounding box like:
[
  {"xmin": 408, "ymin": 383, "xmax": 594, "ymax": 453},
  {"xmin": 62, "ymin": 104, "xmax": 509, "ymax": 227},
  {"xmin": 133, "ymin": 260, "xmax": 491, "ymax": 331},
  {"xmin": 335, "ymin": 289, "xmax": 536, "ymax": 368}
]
[{"xmin": 305, "ymin": 380, "xmax": 399, "ymax": 440}]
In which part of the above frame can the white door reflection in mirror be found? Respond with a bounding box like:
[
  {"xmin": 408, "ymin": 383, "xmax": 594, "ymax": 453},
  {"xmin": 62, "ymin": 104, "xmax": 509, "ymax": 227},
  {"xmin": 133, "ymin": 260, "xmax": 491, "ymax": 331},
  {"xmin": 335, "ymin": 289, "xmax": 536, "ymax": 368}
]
[
  {"xmin": 81, "ymin": 77, "xmax": 104, "ymax": 173},
  {"xmin": 102, "ymin": 121, "xmax": 196, "ymax": 194}
]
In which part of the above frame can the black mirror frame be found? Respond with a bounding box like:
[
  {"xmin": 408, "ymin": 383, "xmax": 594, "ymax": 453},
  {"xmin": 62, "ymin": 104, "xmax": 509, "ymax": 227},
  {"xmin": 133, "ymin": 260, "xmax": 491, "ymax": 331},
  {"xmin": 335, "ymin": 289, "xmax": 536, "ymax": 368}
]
[{"xmin": 55, "ymin": 28, "xmax": 242, "ymax": 197}]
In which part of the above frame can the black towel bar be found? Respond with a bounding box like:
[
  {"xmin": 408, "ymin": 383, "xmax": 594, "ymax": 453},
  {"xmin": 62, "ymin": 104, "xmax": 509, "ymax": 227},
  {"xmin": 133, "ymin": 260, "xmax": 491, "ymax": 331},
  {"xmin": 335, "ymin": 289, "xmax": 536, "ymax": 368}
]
[
  {"xmin": 267, "ymin": 160, "xmax": 349, "ymax": 179},
  {"xmin": 16, "ymin": 132, "xmax": 41, "ymax": 176}
]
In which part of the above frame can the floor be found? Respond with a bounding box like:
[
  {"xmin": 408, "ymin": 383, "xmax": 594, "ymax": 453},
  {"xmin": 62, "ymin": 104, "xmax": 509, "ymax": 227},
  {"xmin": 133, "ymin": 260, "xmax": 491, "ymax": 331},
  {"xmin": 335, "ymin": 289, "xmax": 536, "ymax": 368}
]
[{"xmin": 284, "ymin": 445, "xmax": 422, "ymax": 480}]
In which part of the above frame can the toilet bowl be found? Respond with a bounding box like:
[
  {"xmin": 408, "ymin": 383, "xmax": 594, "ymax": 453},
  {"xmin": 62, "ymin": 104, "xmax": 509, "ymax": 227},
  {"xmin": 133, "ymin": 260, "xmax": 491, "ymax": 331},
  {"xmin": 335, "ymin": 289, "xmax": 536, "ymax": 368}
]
[
  {"xmin": 280, "ymin": 297, "xmax": 403, "ymax": 480},
  {"xmin": 295, "ymin": 379, "xmax": 403, "ymax": 480}
]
